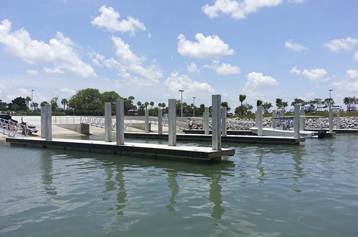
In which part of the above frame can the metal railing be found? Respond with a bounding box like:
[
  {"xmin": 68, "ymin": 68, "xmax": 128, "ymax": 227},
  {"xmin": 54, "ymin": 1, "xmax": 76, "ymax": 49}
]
[{"xmin": 0, "ymin": 118, "xmax": 30, "ymax": 137}]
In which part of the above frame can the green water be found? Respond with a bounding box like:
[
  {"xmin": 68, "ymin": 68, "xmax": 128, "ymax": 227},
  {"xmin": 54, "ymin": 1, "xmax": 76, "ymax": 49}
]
[{"xmin": 1, "ymin": 135, "xmax": 357, "ymax": 236}]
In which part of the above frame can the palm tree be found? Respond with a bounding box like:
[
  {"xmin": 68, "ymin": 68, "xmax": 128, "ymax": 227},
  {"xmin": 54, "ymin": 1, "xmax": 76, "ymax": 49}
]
[
  {"xmin": 239, "ymin": 94, "xmax": 246, "ymax": 106},
  {"xmin": 61, "ymin": 98, "xmax": 68, "ymax": 110},
  {"xmin": 25, "ymin": 96, "xmax": 32, "ymax": 110},
  {"xmin": 150, "ymin": 101, "xmax": 154, "ymax": 110},
  {"xmin": 32, "ymin": 102, "xmax": 39, "ymax": 110},
  {"xmin": 256, "ymin": 100, "xmax": 263, "ymax": 107},
  {"xmin": 137, "ymin": 101, "xmax": 142, "ymax": 111},
  {"xmin": 144, "ymin": 102, "xmax": 149, "ymax": 110},
  {"xmin": 40, "ymin": 101, "xmax": 49, "ymax": 107}
]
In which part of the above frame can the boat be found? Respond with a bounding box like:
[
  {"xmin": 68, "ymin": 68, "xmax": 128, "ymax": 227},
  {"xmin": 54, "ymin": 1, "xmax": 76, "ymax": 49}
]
[{"xmin": 250, "ymin": 127, "xmax": 314, "ymax": 138}]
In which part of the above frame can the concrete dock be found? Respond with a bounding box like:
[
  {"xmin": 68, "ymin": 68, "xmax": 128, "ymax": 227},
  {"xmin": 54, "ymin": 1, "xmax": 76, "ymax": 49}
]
[{"xmin": 6, "ymin": 136, "xmax": 235, "ymax": 161}]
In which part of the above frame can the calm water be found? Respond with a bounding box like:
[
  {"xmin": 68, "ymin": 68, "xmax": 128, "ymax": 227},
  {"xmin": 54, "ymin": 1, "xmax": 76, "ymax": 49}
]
[{"xmin": 1, "ymin": 135, "xmax": 357, "ymax": 237}]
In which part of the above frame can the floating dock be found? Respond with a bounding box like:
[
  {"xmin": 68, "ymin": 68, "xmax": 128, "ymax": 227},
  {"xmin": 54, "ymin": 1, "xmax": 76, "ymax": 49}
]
[
  {"xmin": 6, "ymin": 137, "xmax": 235, "ymax": 161},
  {"xmin": 124, "ymin": 132, "xmax": 304, "ymax": 145}
]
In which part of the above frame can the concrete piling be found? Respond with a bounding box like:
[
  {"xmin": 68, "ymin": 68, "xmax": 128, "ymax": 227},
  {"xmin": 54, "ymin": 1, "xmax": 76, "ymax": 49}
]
[
  {"xmin": 294, "ymin": 105, "xmax": 300, "ymax": 139},
  {"xmin": 116, "ymin": 99, "xmax": 124, "ymax": 146},
  {"xmin": 212, "ymin": 95, "xmax": 221, "ymax": 151},
  {"xmin": 105, "ymin": 102, "xmax": 112, "ymax": 142},
  {"xmin": 168, "ymin": 99, "xmax": 176, "ymax": 146}
]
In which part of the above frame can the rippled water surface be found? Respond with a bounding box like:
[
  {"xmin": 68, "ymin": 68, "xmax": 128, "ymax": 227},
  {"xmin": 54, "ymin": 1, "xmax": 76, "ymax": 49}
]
[{"xmin": 1, "ymin": 134, "xmax": 358, "ymax": 236}]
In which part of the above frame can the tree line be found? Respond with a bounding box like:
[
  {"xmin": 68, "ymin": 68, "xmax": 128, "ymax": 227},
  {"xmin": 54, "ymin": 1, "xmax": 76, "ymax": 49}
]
[{"xmin": 1, "ymin": 89, "xmax": 357, "ymax": 116}]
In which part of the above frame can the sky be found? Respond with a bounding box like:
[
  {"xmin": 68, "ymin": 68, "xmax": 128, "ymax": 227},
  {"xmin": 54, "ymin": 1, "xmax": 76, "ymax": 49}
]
[{"xmin": 1, "ymin": 0, "xmax": 358, "ymax": 111}]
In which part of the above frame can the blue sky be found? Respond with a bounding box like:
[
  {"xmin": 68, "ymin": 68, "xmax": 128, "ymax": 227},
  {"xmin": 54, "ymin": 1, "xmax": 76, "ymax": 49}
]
[{"xmin": 1, "ymin": 0, "xmax": 358, "ymax": 110}]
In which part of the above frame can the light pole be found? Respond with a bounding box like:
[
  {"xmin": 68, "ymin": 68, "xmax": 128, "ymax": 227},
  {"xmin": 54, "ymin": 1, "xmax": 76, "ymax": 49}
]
[
  {"xmin": 31, "ymin": 89, "xmax": 34, "ymax": 111},
  {"xmin": 192, "ymin": 97, "xmax": 196, "ymax": 117},
  {"xmin": 179, "ymin": 90, "xmax": 184, "ymax": 117},
  {"xmin": 329, "ymin": 89, "xmax": 333, "ymax": 109}
]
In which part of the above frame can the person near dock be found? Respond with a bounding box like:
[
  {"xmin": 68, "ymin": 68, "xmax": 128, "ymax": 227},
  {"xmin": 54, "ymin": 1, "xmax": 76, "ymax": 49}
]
[{"xmin": 188, "ymin": 118, "xmax": 193, "ymax": 129}]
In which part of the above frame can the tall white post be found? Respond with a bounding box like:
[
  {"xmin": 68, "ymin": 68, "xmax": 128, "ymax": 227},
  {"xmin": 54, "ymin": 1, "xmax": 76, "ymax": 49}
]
[
  {"xmin": 41, "ymin": 106, "xmax": 46, "ymax": 139},
  {"xmin": 116, "ymin": 99, "xmax": 124, "ymax": 145},
  {"xmin": 204, "ymin": 107, "xmax": 209, "ymax": 135},
  {"xmin": 329, "ymin": 108, "xmax": 333, "ymax": 133},
  {"xmin": 257, "ymin": 106, "xmax": 263, "ymax": 136},
  {"xmin": 158, "ymin": 108, "xmax": 163, "ymax": 134},
  {"xmin": 221, "ymin": 107, "xmax": 227, "ymax": 136},
  {"xmin": 336, "ymin": 110, "xmax": 340, "ymax": 129},
  {"xmin": 212, "ymin": 95, "xmax": 221, "ymax": 151},
  {"xmin": 145, "ymin": 110, "xmax": 149, "ymax": 133},
  {"xmin": 300, "ymin": 108, "xmax": 305, "ymax": 131},
  {"xmin": 45, "ymin": 105, "xmax": 52, "ymax": 141},
  {"xmin": 168, "ymin": 99, "xmax": 176, "ymax": 146},
  {"xmin": 294, "ymin": 105, "xmax": 300, "ymax": 139},
  {"xmin": 105, "ymin": 102, "xmax": 112, "ymax": 142},
  {"xmin": 272, "ymin": 110, "xmax": 277, "ymax": 128}
]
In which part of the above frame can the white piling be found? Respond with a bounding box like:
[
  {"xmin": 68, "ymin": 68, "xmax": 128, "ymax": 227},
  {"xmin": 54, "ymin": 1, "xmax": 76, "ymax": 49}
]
[
  {"xmin": 329, "ymin": 108, "xmax": 333, "ymax": 133},
  {"xmin": 158, "ymin": 109, "xmax": 163, "ymax": 134},
  {"xmin": 300, "ymin": 108, "xmax": 305, "ymax": 131},
  {"xmin": 168, "ymin": 99, "xmax": 176, "ymax": 146},
  {"xmin": 272, "ymin": 110, "xmax": 277, "ymax": 128},
  {"xmin": 294, "ymin": 105, "xmax": 300, "ymax": 139},
  {"xmin": 336, "ymin": 110, "xmax": 340, "ymax": 129},
  {"xmin": 116, "ymin": 99, "xmax": 124, "ymax": 145},
  {"xmin": 41, "ymin": 106, "xmax": 46, "ymax": 139},
  {"xmin": 45, "ymin": 105, "xmax": 52, "ymax": 141},
  {"xmin": 221, "ymin": 107, "xmax": 227, "ymax": 136},
  {"xmin": 105, "ymin": 102, "xmax": 112, "ymax": 142},
  {"xmin": 145, "ymin": 110, "xmax": 149, "ymax": 133},
  {"xmin": 257, "ymin": 106, "xmax": 263, "ymax": 136},
  {"xmin": 212, "ymin": 95, "xmax": 221, "ymax": 151},
  {"xmin": 204, "ymin": 107, "xmax": 209, "ymax": 135}
]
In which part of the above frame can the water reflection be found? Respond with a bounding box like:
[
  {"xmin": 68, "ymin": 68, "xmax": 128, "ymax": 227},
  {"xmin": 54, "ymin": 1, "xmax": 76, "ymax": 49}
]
[
  {"xmin": 166, "ymin": 170, "xmax": 178, "ymax": 212},
  {"xmin": 209, "ymin": 173, "xmax": 225, "ymax": 219},
  {"xmin": 41, "ymin": 151, "xmax": 57, "ymax": 195}
]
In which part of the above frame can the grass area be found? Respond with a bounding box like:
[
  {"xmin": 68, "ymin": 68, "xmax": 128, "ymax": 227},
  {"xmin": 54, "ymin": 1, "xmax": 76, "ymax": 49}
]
[{"xmin": 229, "ymin": 111, "xmax": 358, "ymax": 119}]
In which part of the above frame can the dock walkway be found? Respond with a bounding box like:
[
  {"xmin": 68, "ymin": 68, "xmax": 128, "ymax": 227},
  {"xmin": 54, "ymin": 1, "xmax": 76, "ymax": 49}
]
[{"xmin": 6, "ymin": 137, "xmax": 235, "ymax": 161}]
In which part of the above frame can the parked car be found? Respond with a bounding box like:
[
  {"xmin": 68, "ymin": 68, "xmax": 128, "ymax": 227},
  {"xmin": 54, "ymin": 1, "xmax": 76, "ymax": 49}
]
[{"xmin": 347, "ymin": 106, "xmax": 357, "ymax": 111}]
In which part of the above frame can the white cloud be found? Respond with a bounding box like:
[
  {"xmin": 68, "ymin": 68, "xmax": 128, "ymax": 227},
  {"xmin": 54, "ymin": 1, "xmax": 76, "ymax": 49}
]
[
  {"xmin": 26, "ymin": 70, "xmax": 38, "ymax": 75},
  {"xmin": 290, "ymin": 67, "xmax": 331, "ymax": 82},
  {"xmin": 243, "ymin": 72, "xmax": 279, "ymax": 92},
  {"xmin": 323, "ymin": 37, "xmax": 358, "ymax": 52},
  {"xmin": 177, "ymin": 33, "xmax": 234, "ymax": 59},
  {"xmin": 91, "ymin": 5, "xmax": 146, "ymax": 36},
  {"xmin": 216, "ymin": 63, "xmax": 240, "ymax": 75},
  {"xmin": 187, "ymin": 62, "xmax": 200, "ymax": 73},
  {"xmin": 43, "ymin": 67, "xmax": 64, "ymax": 74},
  {"xmin": 93, "ymin": 37, "xmax": 162, "ymax": 87},
  {"xmin": 60, "ymin": 88, "xmax": 76, "ymax": 96},
  {"xmin": 285, "ymin": 40, "xmax": 309, "ymax": 52},
  {"xmin": 202, "ymin": 0, "xmax": 283, "ymax": 20},
  {"xmin": 355, "ymin": 51, "xmax": 358, "ymax": 61},
  {"xmin": 290, "ymin": 66, "xmax": 301, "ymax": 75},
  {"xmin": 333, "ymin": 80, "xmax": 358, "ymax": 92},
  {"xmin": 347, "ymin": 69, "xmax": 358, "ymax": 78},
  {"xmin": 164, "ymin": 72, "xmax": 215, "ymax": 93},
  {"xmin": 287, "ymin": 0, "xmax": 305, "ymax": 3},
  {"xmin": 203, "ymin": 60, "xmax": 240, "ymax": 75},
  {"xmin": 0, "ymin": 19, "xmax": 97, "ymax": 78}
]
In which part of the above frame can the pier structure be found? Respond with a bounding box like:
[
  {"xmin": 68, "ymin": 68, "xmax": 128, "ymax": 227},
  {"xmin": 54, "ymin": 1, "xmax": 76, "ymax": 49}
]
[
  {"xmin": 212, "ymin": 95, "xmax": 221, "ymax": 150},
  {"xmin": 336, "ymin": 110, "xmax": 340, "ymax": 129},
  {"xmin": 203, "ymin": 107, "xmax": 209, "ymax": 135},
  {"xmin": 256, "ymin": 106, "xmax": 263, "ymax": 136},
  {"xmin": 300, "ymin": 108, "xmax": 305, "ymax": 131},
  {"xmin": 41, "ymin": 104, "xmax": 52, "ymax": 141},
  {"xmin": 7, "ymin": 96, "xmax": 235, "ymax": 161},
  {"xmin": 221, "ymin": 106, "xmax": 227, "ymax": 136},
  {"xmin": 145, "ymin": 110, "xmax": 149, "ymax": 133},
  {"xmin": 272, "ymin": 110, "xmax": 277, "ymax": 128},
  {"xmin": 294, "ymin": 105, "xmax": 300, "ymax": 139},
  {"xmin": 116, "ymin": 99, "xmax": 124, "ymax": 145},
  {"xmin": 158, "ymin": 109, "xmax": 163, "ymax": 135},
  {"xmin": 329, "ymin": 108, "xmax": 333, "ymax": 133}
]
